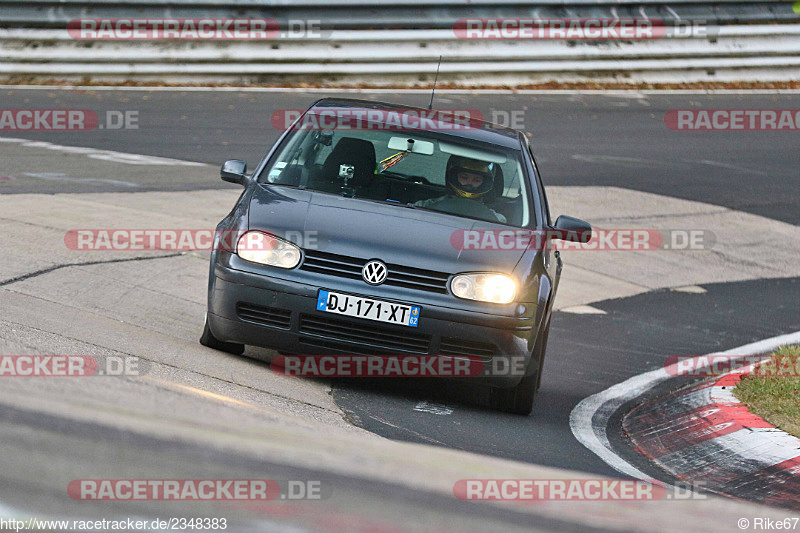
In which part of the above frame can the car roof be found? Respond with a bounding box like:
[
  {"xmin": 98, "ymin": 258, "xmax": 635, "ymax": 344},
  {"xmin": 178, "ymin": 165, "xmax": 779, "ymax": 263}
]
[{"xmin": 307, "ymin": 98, "xmax": 524, "ymax": 150}]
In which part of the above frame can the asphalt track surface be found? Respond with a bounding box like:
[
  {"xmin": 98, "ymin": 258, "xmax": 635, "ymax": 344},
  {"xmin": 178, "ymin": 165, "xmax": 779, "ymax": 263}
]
[
  {"xmin": 334, "ymin": 277, "xmax": 800, "ymax": 478},
  {"xmin": 1, "ymin": 88, "xmax": 799, "ymax": 527},
  {"xmin": 0, "ymin": 403, "xmax": 597, "ymax": 533},
  {"xmin": 1, "ymin": 88, "xmax": 798, "ymax": 224}
]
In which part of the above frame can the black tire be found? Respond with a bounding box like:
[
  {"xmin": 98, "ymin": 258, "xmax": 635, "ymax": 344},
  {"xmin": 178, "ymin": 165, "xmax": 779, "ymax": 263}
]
[
  {"xmin": 200, "ymin": 316, "xmax": 245, "ymax": 355},
  {"xmin": 490, "ymin": 318, "xmax": 551, "ymax": 415},
  {"xmin": 490, "ymin": 369, "xmax": 537, "ymax": 415},
  {"xmin": 535, "ymin": 318, "xmax": 551, "ymax": 391}
]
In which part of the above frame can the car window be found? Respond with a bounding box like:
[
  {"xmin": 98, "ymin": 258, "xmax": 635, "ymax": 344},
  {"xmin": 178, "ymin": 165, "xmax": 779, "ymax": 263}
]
[
  {"xmin": 259, "ymin": 124, "xmax": 531, "ymax": 227},
  {"xmin": 527, "ymin": 145, "xmax": 549, "ymax": 226}
]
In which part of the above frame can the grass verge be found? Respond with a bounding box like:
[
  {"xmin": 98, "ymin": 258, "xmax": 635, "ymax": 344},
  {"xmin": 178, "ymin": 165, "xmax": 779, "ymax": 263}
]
[{"xmin": 734, "ymin": 345, "xmax": 800, "ymax": 438}]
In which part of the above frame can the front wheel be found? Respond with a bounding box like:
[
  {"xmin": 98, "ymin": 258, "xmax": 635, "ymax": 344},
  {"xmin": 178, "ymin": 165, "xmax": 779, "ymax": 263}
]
[
  {"xmin": 200, "ymin": 316, "xmax": 245, "ymax": 355},
  {"xmin": 490, "ymin": 369, "xmax": 537, "ymax": 415},
  {"xmin": 490, "ymin": 318, "xmax": 550, "ymax": 415}
]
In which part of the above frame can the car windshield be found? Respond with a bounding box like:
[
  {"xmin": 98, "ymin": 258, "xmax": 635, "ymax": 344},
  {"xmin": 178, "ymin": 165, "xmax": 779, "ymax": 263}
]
[{"xmin": 258, "ymin": 120, "xmax": 532, "ymax": 227}]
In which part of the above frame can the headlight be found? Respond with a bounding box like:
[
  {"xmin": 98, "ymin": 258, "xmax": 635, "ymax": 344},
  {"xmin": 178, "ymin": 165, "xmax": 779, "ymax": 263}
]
[
  {"xmin": 450, "ymin": 273, "xmax": 516, "ymax": 304},
  {"xmin": 236, "ymin": 231, "xmax": 301, "ymax": 269}
]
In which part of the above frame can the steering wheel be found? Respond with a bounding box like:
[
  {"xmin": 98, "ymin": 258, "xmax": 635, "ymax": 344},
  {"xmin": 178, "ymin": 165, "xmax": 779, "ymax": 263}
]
[{"xmin": 425, "ymin": 196, "xmax": 500, "ymax": 222}]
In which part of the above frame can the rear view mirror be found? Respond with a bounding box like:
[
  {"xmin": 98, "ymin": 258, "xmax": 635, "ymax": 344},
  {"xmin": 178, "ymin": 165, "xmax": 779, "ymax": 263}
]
[
  {"xmin": 551, "ymin": 215, "xmax": 592, "ymax": 243},
  {"xmin": 221, "ymin": 159, "xmax": 248, "ymax": 186},
  {"xmin": 387, "ymin": 137, "xmax": 434, "ymax": 155}
]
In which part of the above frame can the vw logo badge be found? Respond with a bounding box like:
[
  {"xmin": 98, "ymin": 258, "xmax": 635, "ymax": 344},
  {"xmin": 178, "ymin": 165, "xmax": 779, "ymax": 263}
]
[{"xmin": 362, "ymin": 260, "xmax": 388, "ymax": 285}]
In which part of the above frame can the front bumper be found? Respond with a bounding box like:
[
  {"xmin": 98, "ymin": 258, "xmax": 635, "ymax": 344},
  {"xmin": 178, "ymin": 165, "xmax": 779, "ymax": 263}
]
[{"xmin": 208, "ymin": 261, "xmax": 539, "ymax": 388}]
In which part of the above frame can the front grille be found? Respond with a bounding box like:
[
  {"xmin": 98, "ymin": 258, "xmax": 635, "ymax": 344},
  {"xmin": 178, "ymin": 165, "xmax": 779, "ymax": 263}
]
[
  {"xmin": 301, "ymin": 250, "xmax": 450, "ymax": 294},
  {"xmin": 299, "ymin": 314, "xmax": 431, "ymax": 354},
  {"xmin": 298, "ymin": 337, "xmax": 382, "ymax": 355},
  {"xmin": 301, "ymin": 250, "xmax": 363, "ymax": 280},
  {"xmin": 236, "ymin": 302, "xmax": 292, "ymax": 329},
  {"xmin": 386, "ymin": 264, "xmax": 450, "ymax": 294},
  {"xmin": 439, "ymin": 337, "xmax": 497, "ymax": 360}
]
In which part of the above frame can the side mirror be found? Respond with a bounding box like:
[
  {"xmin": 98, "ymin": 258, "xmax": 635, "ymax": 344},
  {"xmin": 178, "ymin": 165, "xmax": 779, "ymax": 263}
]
[
  {"xmin": 220, "ymin": 159, "xmax": 249, "ymax": 186},
  {"xmin": 551, "ymin": 215, "xmax": 592, "ymax": 243}
]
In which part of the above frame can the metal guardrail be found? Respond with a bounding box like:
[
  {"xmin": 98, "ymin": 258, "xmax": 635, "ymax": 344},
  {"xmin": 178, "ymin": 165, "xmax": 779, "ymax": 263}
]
[
  {"xmin": 1, "ymin": 0, "xmax": 798, "ymax": 28},
  {"xmin": 0, "ymin": 1, "xmax": 798, "ymax": 84},
  {"xmin": 0, "ymin": 25, "xmax": 798, "ymax": 84}
]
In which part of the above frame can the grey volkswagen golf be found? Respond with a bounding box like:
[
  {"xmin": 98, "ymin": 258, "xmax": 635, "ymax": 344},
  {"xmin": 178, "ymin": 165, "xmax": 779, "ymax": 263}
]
[{"xmin": 201, "ymin": 98, "xmax": 591, "ymax": 414}]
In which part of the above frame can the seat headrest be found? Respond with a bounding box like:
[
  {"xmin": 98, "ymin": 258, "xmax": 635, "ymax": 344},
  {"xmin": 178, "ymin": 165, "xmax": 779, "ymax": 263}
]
[{"xmin": 321, "ymin": 137, "xmax": 377, "ymax": 187}]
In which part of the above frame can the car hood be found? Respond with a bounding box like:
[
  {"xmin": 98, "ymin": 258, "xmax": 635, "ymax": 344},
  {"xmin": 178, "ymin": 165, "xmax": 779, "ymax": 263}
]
[{"xmin": 248, "ymin": 185, "xmax": 527, "ymax": 273}]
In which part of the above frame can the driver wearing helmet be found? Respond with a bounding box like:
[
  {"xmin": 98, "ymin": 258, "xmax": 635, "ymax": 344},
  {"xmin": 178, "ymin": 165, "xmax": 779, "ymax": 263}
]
[{"xmin": 414, "ymin": 156, "xmax": 507, "ymax": 223}]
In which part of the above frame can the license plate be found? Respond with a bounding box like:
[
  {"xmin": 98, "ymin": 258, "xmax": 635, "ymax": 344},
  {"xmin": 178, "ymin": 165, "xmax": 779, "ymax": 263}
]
[{"xmin": 316, "ymin": 290, "xmax": 420, "ymax": 327}]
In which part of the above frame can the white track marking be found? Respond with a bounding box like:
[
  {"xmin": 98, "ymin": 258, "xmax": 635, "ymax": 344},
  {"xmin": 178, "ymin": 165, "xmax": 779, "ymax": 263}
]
[
  {"xmin": 710, "ymin": 385, "xmax": 740, "ymax": 404},
  {"xmin": 570, "ymin": 154, "xmax": 679, "ymax": 169},
  {"xmin": 569, "ymin": 330, "xmax": 800, "ymax": 480},
  {"xmin": 561, "ymin": 305, "xmax": 607, "ymax": 315},
  {"xmin": 670, "ymin": 285, "xmax": 707, "ymax": 294},
  {"xmin": 414, "ymin": 401, "xmax": 454, "ymax": 415},
  {"xmin": 692, "ymin": 159, "xmax": 770, "ymax": 176},
  {"xmin": 0, "ymin": 137, "xmax": 207, "ymax": 167},
  {"xmin": 23, "ymin": 172, "xmax": 139, "ymax": 187}
]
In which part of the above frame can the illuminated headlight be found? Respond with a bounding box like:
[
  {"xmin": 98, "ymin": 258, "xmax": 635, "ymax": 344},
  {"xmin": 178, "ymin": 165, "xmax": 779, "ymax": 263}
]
[
  {"xmin": 450, "ymin": 273, "xmax": 516, "ymax": 304},
  {"xmin": 236, "ymin": 231, "xmax": 301, "ymax": 269}
]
